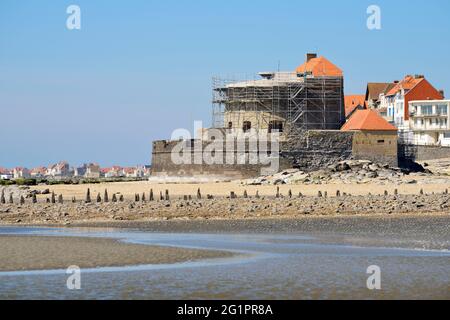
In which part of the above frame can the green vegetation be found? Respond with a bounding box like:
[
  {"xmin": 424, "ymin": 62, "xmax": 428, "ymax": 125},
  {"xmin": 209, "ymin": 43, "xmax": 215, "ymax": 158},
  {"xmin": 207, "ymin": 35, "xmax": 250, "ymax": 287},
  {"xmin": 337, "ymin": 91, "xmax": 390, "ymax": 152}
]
[
  {"xmin": 0, "ymin": 179, "xmax": 15, "ymax": 186},
  {"xmin": 0, "ymin": 177, "xmax": 147, "ymax": 187},
  {"xmin": 14, "ymin": 178, "xmax": 37, "ymax": 186}
]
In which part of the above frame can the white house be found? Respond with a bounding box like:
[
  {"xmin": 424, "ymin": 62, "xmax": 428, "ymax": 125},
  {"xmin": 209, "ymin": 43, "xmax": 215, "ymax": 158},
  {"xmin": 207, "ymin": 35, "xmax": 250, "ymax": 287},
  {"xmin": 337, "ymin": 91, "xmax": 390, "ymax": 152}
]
[
  {"xmin": 379, "ymin": 75, "xmax": 444, "ymax": 130},
  {"xmin": 104, "ymin": 166, "xmax": 125, "ymax": 178},
  {"xmin": 13, "ymin": 167, "xmax": 31, "ymax": 179},
  {"xmin": 85, "ymin": 163, "xmax": 100, "ymax": 178},
  {"xmin": 0, "ymin": 168, "xmax": 13, "ymax": 180},
  {"xmin": 46, "ymin": 161, "xmax": 70, "ymax": 177},
  {"xmin": 408, "ymin": 100, "xmax": 450, "ymax": 146}
]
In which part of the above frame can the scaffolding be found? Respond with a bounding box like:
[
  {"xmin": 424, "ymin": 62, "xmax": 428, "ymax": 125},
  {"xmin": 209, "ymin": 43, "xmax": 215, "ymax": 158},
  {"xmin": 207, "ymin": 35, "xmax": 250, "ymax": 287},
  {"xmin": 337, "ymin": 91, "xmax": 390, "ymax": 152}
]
[{"xmin": 212, "ymin": 72, "xmax": 345, "ymax": 143}]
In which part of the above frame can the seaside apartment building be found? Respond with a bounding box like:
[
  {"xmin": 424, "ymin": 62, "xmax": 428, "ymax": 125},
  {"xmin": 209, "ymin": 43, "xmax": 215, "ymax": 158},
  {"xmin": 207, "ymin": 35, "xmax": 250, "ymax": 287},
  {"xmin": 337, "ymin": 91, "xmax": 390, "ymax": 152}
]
[
  {"xmin": 379, "ymin": 75, "xmax": 444, "ymax": 130},
  {"xmin": 408, "ymin": 100, "xmax": 450, "ymax": 146},
  {"xmin": 46, "ymin": 161, "xmax": 70, "ymax": 178},
  {"xmin": 85, "ymin": 163, "xmax": 101, "ymax": 178},
  {"xmin": 365, "ymin": 82, "xmax": 396, "ymax": 121}
]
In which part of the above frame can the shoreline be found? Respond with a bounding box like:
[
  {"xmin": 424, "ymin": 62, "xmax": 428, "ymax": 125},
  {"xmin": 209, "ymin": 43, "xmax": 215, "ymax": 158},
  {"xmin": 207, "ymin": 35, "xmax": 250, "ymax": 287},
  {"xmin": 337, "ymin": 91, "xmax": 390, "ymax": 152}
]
[
  {"xmin": 2, "ymin": 214, "xmax": 449, "ymax": 251},
  {"xmin": 1, "ymin": 193, "xmax": 450, "ymax": 226},
  {"xmin": 0, "ymin": 235, "xmax": 234, "ymax": 272}
]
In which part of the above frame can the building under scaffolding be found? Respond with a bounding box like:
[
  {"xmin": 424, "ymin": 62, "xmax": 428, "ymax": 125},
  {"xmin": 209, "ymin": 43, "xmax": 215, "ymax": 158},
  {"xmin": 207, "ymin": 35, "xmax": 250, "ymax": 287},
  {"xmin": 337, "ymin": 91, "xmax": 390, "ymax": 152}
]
[{"xmin": 212, "ymin": 54, "xmax": 346, "ymax": 141}]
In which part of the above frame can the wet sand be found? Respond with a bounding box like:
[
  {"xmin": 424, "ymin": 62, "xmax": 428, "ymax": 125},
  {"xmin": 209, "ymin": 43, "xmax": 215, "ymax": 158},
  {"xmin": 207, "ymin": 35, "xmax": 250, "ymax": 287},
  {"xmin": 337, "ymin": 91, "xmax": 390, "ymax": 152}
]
[
  {"xmin": 0, "ymin": 235, "xmax": 233, "ymax": 272},
  {"xmin": 66, "ymin": 215, "xmax": 450, "ymax": 251}
]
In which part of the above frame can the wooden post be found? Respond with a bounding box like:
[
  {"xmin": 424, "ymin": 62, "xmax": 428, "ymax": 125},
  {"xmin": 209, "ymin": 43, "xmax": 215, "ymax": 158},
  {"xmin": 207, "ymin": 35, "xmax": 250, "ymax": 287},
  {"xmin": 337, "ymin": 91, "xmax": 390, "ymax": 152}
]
[
  {"xmin": 85, "ymin": 188, "xmax": 91, "ymax": 203},
  {"xmin": 149, "ymin": 189, "xmax": 154, "ymax": 201}
]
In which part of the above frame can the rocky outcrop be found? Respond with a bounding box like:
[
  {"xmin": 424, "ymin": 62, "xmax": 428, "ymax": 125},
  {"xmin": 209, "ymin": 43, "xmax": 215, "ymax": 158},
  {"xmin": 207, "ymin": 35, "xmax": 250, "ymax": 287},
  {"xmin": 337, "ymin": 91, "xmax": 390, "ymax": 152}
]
[{"xmin": 242, "ymin": 160, "xmax": 436, "ymax": 186}]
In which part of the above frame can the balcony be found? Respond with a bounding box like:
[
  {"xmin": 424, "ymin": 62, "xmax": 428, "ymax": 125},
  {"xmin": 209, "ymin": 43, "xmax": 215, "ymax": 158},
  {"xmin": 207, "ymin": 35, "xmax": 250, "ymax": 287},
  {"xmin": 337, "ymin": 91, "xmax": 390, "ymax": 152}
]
[{"xmin": 410, "ymin": 123, "xmax": 449, "ymax": 131}]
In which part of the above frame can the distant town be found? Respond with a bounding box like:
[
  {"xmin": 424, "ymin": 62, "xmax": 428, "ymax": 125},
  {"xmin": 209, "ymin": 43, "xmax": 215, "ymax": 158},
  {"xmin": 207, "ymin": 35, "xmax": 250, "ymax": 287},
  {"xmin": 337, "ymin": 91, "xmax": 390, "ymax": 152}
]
[{"xmin": 0, "ymin": 162, "xmax": 151, "ymax": 181}]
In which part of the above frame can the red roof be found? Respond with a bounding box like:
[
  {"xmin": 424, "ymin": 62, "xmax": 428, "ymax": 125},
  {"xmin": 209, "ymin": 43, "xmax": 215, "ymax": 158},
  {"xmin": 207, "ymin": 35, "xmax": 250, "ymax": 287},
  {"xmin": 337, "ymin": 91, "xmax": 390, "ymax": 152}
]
[
  {"xmin": 344, "ymin": 95, "xmax": 366, "ymax": 117},
  {"xmin": 341, "ymin": 110, "xmax": 397, "ymax": 132},
  {"xmin": 30, "ymin": 167, "xmax": 47, "ymax": 174},
  {"xmin": 296, "ymin": 56, "xmax": 343, "ymax": 77},
  {"xmin": 0, "ymin": 167, "xmax": 11, "ymax": 174},
  {"xmin": 386, "ymin": 75, "xmax": 423, "ymax": 96}
]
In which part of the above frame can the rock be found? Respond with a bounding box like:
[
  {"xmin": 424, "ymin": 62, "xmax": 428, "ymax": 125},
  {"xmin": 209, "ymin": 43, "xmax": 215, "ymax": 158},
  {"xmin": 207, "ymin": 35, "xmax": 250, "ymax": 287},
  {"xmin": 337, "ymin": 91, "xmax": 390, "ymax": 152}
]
[{"xmin": 335, "ymin": 163, "xmax": 350, "ymax": 172}]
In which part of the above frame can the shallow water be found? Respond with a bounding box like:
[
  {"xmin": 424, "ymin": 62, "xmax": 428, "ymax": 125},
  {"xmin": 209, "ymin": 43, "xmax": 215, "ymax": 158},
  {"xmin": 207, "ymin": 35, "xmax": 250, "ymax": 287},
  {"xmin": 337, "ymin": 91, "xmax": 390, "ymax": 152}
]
[{"xmin": 0, "ymin": 226, "xmax": 449, "ymax": 299}]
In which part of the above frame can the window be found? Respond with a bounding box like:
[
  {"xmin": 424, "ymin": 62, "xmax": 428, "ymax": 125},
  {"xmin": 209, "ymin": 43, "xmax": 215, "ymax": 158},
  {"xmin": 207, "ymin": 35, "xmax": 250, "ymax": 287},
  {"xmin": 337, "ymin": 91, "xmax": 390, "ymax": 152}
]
[
  {"xmin": 444, "ymin": 132, "xmax": 450, "ymax": 139},
  {"xmin": 421, "ymin": 105, "xmax": 433, "ymax": 115},
  {"xmin": 268, "ymin": 121, "xmax": 283, "ymax": 133},
  {"xmin": 437, "ymin": 105, "xmax": 448, "ymax": 115},
  {"xmin": 228, "ymin": 122, "xmax": 233, "ymax": 129},
  {"xmin": 242, "ymin": 121, "xmax": 251, "ymax": 132},
  {"xmin": 377, "ymin": 140, "xmax": 385, "ymax": 144}
]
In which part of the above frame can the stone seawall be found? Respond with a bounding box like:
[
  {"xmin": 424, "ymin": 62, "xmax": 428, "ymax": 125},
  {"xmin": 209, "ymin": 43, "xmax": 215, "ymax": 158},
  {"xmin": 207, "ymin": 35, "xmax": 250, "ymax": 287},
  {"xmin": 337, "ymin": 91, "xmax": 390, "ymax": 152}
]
[
  {"xmin": 281, "ymin": 130, "xmax": 354, "ymax": 171},
  {"xmin": 151, "ymin": 139, "xmax": 290, "ymax": 179},
  {"xmin": 413, "ymin": 145, "xmax": 450, "ymax": 161},
  {"xmin": 151, "ymin": 130, "xmax": 400, "ymax": 179}
]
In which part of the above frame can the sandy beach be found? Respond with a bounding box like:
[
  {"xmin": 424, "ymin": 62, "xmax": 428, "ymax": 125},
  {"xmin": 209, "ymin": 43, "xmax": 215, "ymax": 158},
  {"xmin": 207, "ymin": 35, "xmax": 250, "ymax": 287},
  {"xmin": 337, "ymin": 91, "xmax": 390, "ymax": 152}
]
[
  {"xmin": 0, "ymin": 235, "xmax": 233, "ymax": 272},
  {"xmin": 29, "ymin": 178, "xmax": 450, "ymax": 200}
]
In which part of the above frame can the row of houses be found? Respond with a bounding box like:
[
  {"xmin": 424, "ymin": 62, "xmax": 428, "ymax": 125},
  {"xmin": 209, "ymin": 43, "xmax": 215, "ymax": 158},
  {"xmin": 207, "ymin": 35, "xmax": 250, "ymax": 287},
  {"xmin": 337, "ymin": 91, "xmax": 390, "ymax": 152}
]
[
  {"xmin": 0, "ymin": 161, "xmax": 151, "ymax": 180},
  {"xmin": 345, "ymin": 74, "xmax": 449, "ymax": 146}
]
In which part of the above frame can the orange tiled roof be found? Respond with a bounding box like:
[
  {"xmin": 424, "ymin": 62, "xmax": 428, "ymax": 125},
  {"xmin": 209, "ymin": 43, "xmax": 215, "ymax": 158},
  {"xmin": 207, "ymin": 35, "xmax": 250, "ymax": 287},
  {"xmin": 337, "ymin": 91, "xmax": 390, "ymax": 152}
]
[
  {"xmin": 385, "ymin": 75, "xmax": 423, "ymax": 96},
  {"xmin": 344, "ymin": 95, "xmax": 366, "ymax": 117},
  {"xmin": 296, "ymin": 56, "xmax": 343, "ymax": 77},
  {"xmin": 341, "ymin": 109, "xmax": 397, "ymax": 131},
  {"xmin": 30, "ymin": 167, "xmax": 47, "ymax": 174},
  {"xmin": 0, "ymin": 167, "xmax": 11, "ymax": 174}
]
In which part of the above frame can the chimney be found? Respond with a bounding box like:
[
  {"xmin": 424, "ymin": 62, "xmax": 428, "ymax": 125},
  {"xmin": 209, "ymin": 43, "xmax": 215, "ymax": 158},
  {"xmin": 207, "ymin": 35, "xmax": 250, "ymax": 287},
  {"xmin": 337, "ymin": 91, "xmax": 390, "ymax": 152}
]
[
  {"xmin": 414, "ymin": 74, "xmax": 424, "ymax": 79},
  {"xmin": 306, "ymin": 53, "xmax": 317, "ymax": 62},
  {"xmin": 439, "ymin": 90, "xmax": 445, "ymax": 98}
]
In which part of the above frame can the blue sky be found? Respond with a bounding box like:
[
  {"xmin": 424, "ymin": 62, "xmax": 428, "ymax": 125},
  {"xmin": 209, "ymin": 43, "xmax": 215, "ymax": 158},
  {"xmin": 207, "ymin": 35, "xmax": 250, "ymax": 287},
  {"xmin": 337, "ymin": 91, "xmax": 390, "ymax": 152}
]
[{"xmin": 1, "ymin": 0, "xmax": 449, "ymax": 168}]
